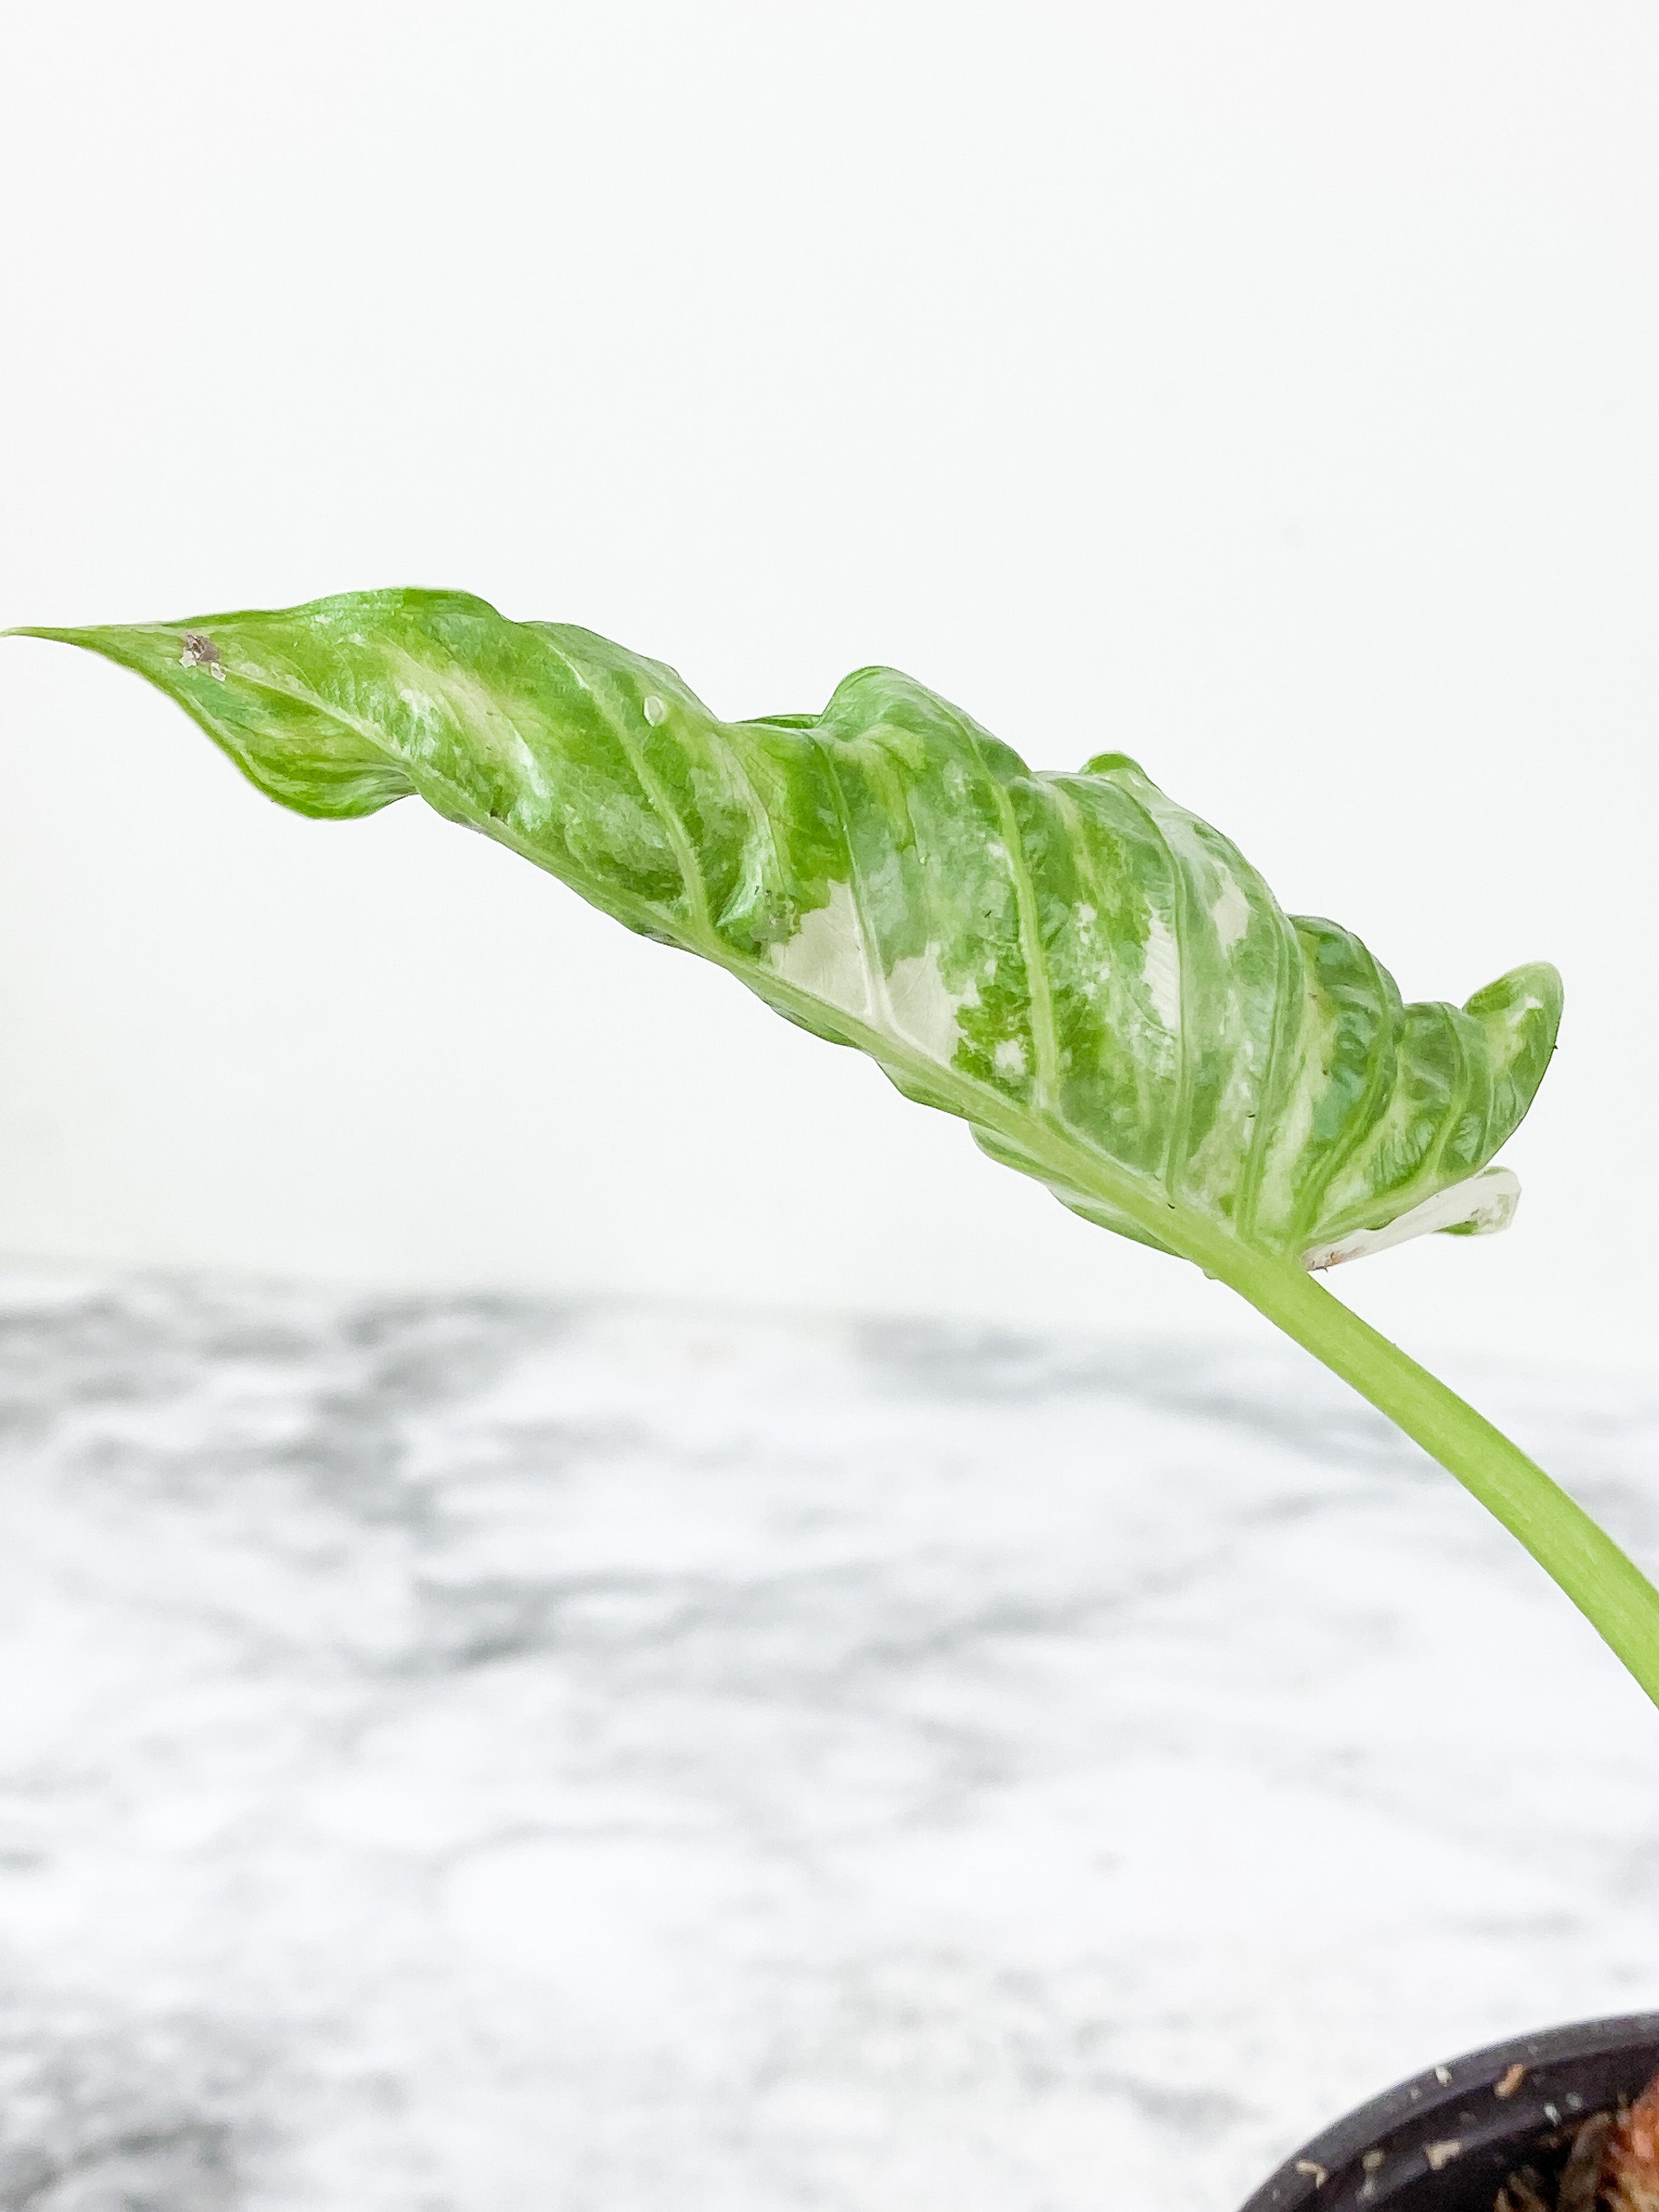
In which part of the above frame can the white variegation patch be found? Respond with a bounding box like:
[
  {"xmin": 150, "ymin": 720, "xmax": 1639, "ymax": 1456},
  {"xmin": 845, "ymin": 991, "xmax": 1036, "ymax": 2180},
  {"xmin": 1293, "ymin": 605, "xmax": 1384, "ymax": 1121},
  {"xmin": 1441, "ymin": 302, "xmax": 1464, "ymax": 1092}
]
[
  {"xmin": 1301, "ymin": 1166, "xmax": 1521, "ymax": 1271},
  {"xmin": 769, "ymin": 883, "xmax": 876, "ymax": 1023},
  {"xmin": 1209, "ymin": 872, "xmax": 1251, "ymax": 954},
  {"xmin": 1141, "ymin": 909, "xmax": 1182, "ymax": 1032},
  {"xmin": 388, "ymin": 648, "xmax": 549, "ymax": 796},
  {"xmin": 887, "ymin": 943, "xmax": 966, "ymax": 1063},
  {"xmin": 769, "ymin": 884, "xmax": 971, "ymax": 1065}
]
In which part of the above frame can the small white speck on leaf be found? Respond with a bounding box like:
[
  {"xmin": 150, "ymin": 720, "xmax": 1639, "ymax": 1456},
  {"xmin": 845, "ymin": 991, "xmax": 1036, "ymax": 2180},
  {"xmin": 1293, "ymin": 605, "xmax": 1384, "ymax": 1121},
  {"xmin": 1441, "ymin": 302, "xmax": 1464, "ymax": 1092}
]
[
  {"xmin": 642, "ymin": 694, "xmax": 668, "ymax": 726},
  {"xmin": 1294, "ymin": 2160, "xmax": 1327, "ymax": 2186},
  {"xmin": 1434, "ymin": 2065, "xmax": 1453, "ymax": 2085},
  {"xmin": 1495, "ymin": 2063, "xmax": 1526, "ymax": 2099},
  {"xmin": 1424, "ymin": 2141, "xmax": 1462, "ymax": 2173}
]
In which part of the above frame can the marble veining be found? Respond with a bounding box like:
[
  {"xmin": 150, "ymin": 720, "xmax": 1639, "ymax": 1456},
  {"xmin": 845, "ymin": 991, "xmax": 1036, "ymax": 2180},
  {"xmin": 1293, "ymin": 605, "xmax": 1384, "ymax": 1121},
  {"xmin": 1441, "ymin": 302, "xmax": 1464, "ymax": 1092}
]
[{"xmin": 1, "ymin": 1269, "xmax": 1658, "ymax": 2210}]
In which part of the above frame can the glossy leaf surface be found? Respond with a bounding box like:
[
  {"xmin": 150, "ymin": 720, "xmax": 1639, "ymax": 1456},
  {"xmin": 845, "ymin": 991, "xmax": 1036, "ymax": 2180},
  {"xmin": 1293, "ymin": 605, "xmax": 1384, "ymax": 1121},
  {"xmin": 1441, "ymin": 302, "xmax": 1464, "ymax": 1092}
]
[{"xmin": 15, "ymin": 590, "xmax": 1561, "ymax": 1269}]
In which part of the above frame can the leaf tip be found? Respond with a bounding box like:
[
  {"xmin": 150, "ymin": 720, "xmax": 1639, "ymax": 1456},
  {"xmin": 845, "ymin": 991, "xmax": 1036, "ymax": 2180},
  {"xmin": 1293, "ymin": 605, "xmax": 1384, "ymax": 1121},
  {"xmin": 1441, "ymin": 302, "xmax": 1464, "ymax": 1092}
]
[{"xmin": 2, "ymin": 622, "xmax": 144, "ymax": 658}]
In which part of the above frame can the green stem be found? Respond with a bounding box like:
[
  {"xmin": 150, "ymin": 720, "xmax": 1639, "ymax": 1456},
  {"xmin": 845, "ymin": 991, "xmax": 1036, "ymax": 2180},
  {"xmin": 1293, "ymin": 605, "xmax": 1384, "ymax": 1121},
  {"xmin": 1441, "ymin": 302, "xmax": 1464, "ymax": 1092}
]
[{"xmin": 1217, "ymin": 1244, "xmax": 1659, "ymax": 1709}]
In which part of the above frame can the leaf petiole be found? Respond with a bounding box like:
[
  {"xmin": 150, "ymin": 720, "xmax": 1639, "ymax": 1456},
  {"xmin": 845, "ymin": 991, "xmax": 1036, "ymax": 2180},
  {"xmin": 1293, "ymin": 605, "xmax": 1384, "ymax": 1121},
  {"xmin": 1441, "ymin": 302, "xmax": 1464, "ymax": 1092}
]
[{"xmin": 1216, "ymin": 1245, "xmax": 1659, "ymax": 1710}]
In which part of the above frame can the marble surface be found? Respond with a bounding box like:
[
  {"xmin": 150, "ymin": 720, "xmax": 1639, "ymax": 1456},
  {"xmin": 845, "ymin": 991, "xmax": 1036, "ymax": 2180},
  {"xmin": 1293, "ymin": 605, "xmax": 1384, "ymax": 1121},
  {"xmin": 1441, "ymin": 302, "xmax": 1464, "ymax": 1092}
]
[{"xmin": 2, "ymin": 1270, "xmax": 1659, "ymax": 2211}]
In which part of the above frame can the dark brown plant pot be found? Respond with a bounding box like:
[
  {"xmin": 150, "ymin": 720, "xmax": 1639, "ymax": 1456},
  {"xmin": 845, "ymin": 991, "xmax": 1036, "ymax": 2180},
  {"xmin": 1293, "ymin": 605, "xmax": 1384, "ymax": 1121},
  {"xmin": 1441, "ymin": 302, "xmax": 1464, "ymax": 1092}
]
[{"xmin": 1238, "ymin": 2013, "xmax": 1659, "ymax": 2209}]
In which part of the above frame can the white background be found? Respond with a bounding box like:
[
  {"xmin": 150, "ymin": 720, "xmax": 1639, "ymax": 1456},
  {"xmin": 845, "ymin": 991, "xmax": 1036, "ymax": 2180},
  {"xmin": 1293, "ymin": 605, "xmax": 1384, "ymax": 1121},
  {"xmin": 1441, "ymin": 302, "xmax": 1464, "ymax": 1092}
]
[{"xmin": 1, "ymin": 2, "xmax": 1655, "ymax": 1375}]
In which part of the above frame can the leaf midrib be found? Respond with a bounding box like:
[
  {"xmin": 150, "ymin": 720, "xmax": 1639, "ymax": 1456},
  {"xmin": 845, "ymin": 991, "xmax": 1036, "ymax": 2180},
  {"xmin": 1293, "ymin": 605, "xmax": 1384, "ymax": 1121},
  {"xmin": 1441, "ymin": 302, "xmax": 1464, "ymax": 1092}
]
[{"xmin": 116, "ymin": 640, "xmax": 1296, "ymax": 1275}]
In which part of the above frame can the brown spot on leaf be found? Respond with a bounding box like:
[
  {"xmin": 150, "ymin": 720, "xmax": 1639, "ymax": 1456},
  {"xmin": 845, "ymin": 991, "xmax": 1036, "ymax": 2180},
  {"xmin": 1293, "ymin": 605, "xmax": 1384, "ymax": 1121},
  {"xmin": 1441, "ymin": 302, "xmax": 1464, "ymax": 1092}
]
[{"xmin": 179, "ymin": 633, "xmax": 227, "ymax": 681}]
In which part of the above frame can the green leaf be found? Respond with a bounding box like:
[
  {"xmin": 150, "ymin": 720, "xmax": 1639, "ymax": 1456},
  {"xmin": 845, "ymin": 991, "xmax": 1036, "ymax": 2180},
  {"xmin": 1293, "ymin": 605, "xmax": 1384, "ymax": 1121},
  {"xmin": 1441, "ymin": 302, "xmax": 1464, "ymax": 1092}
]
[{"xmin": 11, "ymin": 588, "xmax": 1561, "ymax": 1272}]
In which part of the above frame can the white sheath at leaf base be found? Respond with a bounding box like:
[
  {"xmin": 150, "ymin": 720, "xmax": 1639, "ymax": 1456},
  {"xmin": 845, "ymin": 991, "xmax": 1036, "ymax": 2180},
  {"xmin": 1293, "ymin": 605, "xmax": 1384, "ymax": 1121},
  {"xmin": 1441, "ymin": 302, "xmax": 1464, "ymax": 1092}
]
[{"xmin": 1300, "ymin": 1165, "xmax": 1521, "ymax": 1272}]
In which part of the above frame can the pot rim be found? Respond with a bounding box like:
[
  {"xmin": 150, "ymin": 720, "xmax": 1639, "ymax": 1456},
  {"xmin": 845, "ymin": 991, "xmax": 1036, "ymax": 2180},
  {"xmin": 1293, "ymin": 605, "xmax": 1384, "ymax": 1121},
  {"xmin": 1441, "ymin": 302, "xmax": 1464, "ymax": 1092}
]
[{"xmin": 1238, "ymin": 2009, "xmax": 1659, "ymax": 2210}]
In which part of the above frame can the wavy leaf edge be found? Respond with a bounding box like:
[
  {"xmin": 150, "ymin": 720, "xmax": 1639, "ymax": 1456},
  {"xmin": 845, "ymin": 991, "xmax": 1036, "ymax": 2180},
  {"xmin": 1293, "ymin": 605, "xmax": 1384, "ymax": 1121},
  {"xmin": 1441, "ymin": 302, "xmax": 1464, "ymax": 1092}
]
[{"xmin": 5, "ymin": 589, "xmax": 1563, "ymax": 1277}]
